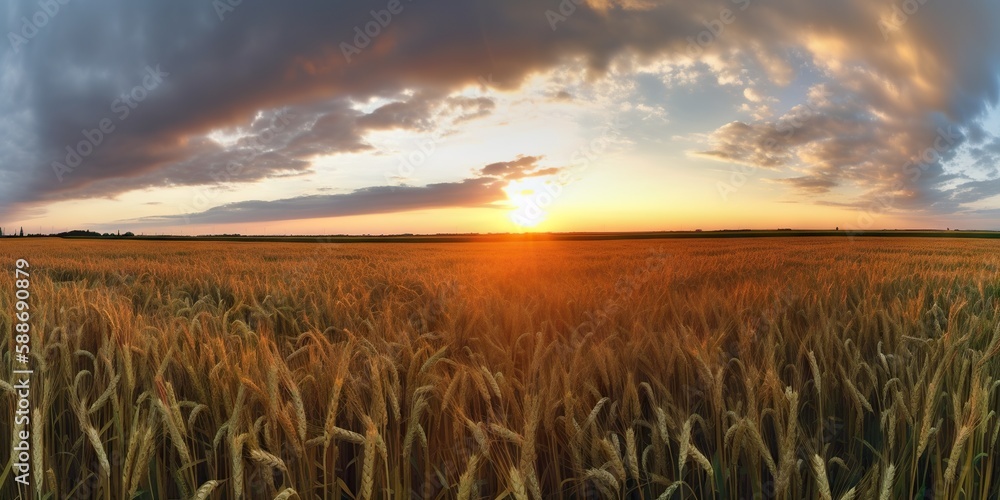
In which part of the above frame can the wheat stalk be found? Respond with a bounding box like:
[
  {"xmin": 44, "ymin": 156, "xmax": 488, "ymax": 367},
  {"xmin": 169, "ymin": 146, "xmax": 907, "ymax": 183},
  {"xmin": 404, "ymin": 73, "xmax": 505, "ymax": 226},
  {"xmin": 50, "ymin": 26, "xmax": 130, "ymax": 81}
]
[
  {"xmin": 250, "ymin": 448, "xmax": 288, "ymax": 472},
  {"xmin": 584, "ymin": 468, "xmax": 619, "ymax": 498},
  {"xmin": 231, "ymin": 433, "xmax": 247, "ymax": 499},
  {"xmin": 944, "ymin": 424, "xmax": 972, "ymax": 484},
  {"xmin": 810, "ymin": 454, "xmax": 832, "ymax": 500},
  {"xmin": 457, "ymin": 453, "xmax": 481, "ymax": 500},
  {"xmin": 838, "ymin": 487, "xmax": 856, "ymax": 500},
  {"xmin": 129, "ymin": 423, "xmax": 158, "ymax": 496},
  {"xmin": 361, "ymin": 421, "xmax": 377, "ymax": 500},
  {"xmin": 273, "ymin": 488, "xmax": 299, "ymax": 500},
  {"xmin": 192, "ymin": 480, "xmax": 221, "ymax": 500},
  {"xmin": 879, "ymin": 463, "xmax": 895, "ymax": 500},
  {"xmin": 626, "ymin": 428, "xmax": 640, "ymax": 481},
  {"xmin": 509, "ymin": 467, "xmax": 529, "ymax": 500}
]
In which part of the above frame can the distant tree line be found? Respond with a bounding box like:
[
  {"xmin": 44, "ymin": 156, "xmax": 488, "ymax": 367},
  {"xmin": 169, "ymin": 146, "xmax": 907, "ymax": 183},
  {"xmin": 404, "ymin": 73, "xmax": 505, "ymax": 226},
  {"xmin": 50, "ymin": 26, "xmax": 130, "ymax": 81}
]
[
  {"xmin": 57, "ymin": 230, "xmax": 135, "ymax": 238},
  {"xmin": 2, "ymin": 228, "xmax": 139, "ymax": 238}
]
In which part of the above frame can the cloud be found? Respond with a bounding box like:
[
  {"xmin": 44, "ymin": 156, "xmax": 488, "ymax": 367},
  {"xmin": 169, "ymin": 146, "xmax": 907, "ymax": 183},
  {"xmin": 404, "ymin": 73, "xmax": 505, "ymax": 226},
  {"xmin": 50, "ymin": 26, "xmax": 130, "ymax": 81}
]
[
  {"xmin": 2, "ymin": 0, "xmax": 999, "ymax": 224},
  {"xmin": 696, "ymin": 78, "xmax": 983, "ymax": 213},
  {"xmin": 691, "ymin": 0, "xmax": 1000, "ymax": 214},
  {"xmin": 549, "ymin": 90, "xmax": 574, "ymax": 102},
  {"xmin": 357, "ymin": 94, "xmax": 438, "ymax": 131},
  {"xmin": 743, "ymin": 88, "xmax": 764, "ymax": 103},
  {"xmin": 23, "ymin": 91, "xmax": 500, "ymax": 202},
  {"xmin": 128, "ymin": 178, "xmax": 505, "ymax": 226},
  {"xmin": 772, "ymin": 176, "xmax": 838, "ymax": 195},
  {"xmin": 965, "ymin": 136, "xmax": 1000, "ymax": 173},
  {"xmin": 124, "ymin": 155, "xmax": 563, "ymax": 225},
  {"xmin": 446, "ymin": 96, "xmax": 497, "ymax": 123},
  {"xmin": 480, "ymin": 155, "xmax": 550, "ymax": 179},
  {"xmin": 948, "ymin": 177, "xmax": 1000, "ymax": 205},
  {"xmin": 0, "ymin": 0, "xmax": 698, "ymax": 214}
]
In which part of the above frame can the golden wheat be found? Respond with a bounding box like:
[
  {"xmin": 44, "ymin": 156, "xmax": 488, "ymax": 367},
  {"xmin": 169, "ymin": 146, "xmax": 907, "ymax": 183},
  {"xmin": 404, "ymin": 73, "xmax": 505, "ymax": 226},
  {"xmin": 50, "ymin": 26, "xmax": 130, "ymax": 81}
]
[{"xmin": 0, "ymin": 237, "xmax": 997, "ymax": 498}]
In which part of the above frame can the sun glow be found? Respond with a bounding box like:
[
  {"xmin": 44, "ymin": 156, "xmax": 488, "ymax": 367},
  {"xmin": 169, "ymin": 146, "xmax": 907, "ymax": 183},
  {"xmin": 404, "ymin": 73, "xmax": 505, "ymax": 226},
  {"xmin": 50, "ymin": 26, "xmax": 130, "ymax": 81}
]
[{"xmin": 504, "ymin": 177, "xmax": 557, "ymax": 228}]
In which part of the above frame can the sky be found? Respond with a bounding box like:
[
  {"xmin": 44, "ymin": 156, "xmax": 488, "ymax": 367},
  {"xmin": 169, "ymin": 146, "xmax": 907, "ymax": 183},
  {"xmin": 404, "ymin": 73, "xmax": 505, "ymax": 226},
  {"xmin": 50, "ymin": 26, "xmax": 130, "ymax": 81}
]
[{"xmin": 2, "ymin": 0, "xmax": 1000, "ymax": 235}]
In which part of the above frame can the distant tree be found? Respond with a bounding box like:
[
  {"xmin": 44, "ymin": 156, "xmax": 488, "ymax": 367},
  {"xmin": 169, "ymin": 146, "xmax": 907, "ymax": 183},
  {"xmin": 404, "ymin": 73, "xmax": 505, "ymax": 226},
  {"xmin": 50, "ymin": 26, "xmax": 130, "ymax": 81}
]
[{"xmin": 19, "ymin": 227, "xmax": 23, "ymax": 237}]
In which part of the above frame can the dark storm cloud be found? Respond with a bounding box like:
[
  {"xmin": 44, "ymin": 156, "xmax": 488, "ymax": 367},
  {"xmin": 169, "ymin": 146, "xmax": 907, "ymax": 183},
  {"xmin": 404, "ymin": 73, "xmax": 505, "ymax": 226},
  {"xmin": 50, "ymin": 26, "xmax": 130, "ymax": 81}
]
[{"xmin": 0, "ymin": 0, "xmax": 698, "ymax": 213}]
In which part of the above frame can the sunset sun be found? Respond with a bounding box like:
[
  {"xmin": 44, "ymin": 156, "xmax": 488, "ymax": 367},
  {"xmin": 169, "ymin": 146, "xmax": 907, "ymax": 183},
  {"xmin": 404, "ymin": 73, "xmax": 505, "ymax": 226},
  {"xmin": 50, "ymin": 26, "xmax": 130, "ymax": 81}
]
[{"xmin": 504, "ymin": 177, "xmax": 556, "ymax": 228}]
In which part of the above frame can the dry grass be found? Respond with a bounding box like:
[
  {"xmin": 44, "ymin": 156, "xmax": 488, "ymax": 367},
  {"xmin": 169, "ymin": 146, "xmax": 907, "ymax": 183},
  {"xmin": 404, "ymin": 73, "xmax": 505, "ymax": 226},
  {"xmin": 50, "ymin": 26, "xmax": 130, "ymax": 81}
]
[{"xmin": 0, "ymin": 237, "xmax": 998, "ymax": 498}]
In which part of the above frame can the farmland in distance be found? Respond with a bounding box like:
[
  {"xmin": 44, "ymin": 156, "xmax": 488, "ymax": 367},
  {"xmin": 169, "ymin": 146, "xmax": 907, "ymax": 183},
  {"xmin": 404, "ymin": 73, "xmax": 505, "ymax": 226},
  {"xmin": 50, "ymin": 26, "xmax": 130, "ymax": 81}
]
[{"xmin": 1, "ymin": 237, "xmax": 998, "ymax": 498}]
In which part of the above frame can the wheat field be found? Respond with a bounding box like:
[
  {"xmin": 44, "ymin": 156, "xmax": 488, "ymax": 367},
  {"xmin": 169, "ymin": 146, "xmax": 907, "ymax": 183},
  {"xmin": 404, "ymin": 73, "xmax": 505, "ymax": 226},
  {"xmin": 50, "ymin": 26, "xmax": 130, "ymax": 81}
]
[{"xmin": 1, "ymin": 237, "xmax": 999, "ymax": 499}]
